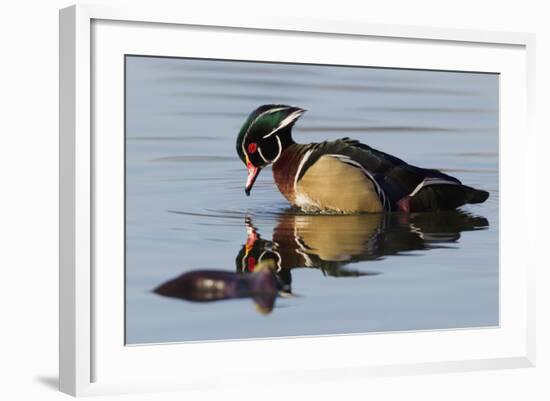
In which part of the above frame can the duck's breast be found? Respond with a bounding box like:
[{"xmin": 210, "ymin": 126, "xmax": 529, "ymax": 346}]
[{"xmin": 272, "ymin": 144, "xmax": 309, "ymax": 203}]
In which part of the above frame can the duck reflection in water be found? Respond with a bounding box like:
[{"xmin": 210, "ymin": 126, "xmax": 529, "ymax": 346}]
[
  {"xmin": 154, "ymin": 209, "xmax": 488, "ymax": 314},
  {"xmin": 236, "ymin": 210, "xmax": 488, "ymax": 295}
]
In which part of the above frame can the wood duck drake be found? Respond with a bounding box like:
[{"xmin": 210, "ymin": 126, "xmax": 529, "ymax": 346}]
[{"xmin": 236, "ymin": 104, "xmax": 489, "ymax": 214}]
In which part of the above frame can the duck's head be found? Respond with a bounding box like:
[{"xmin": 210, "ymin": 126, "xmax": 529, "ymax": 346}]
[{"xmin": 236, "ymin": 104, "xmax": 306, "ymax": 195}]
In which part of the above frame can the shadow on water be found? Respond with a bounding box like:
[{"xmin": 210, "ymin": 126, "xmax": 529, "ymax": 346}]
[{"xmin": 154, "ymin": 209, "xmax": 488, "ymax": 314}]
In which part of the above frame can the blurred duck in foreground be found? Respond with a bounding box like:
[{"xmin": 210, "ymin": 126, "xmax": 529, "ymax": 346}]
[{"xmin": 153, "ymin": 260, "xmax": 279, "ymax": 314}]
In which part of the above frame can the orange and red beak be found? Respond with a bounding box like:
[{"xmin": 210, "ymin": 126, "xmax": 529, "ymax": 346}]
[{"xmin": 245, "ymin": 158, "xmax": 261, "ymax": 196}]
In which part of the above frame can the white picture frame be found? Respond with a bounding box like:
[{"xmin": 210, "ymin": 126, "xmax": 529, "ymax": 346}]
[{"xmin": 59, "ymin": 4, "xmax": 536, "ymax": 397}]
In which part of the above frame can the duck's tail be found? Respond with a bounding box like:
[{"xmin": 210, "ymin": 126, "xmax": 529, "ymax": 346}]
[
  {"xmin": 464, "ymin": 186, "xmax": 490, "ymax": 204},
  {"xmin": 409, "ymin": 184, "xmax": 489, "ymax": 212}
]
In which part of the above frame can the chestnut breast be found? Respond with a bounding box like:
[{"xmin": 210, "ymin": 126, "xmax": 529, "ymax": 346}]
[{"xmin": 272, "ymin": 144, "xmax": 309, "ymax": 203}]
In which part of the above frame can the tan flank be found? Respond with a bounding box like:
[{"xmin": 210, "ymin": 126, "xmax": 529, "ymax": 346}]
[{"xmin": 296, "ymin": 155, "xmax": 383, "ymax": 213}]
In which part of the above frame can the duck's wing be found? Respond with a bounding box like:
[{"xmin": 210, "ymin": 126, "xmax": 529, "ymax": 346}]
[{"xmin": 297, "ymin": 138, "xmax": 485, "ymax": 211}]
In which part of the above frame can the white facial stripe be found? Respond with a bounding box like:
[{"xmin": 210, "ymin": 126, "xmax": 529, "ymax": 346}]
[
  {"xmin": 256, "ymin": 146, "xmax": 269, "ymax": 164},
  {"xmin": 271, "ymin": 136, "xmax": 283, "ymax": 164},
  {"xmin": 265, "ymin": 107, "xmax": 290, "ymax": 114},
  {"xmin": 244, "ymin": 107, "xmax": 290, "ymax": 141},
  {"xmin": 263, "ymin": 109, "xmax": 304, "ymax": 139}
]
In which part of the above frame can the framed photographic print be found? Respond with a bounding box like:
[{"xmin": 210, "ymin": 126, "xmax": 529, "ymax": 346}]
[{"xmin": 59, "ymin": 4, "xmax": 536, "ymax": 396}]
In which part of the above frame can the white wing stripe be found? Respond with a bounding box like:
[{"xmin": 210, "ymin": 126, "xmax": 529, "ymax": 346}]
[
  {"xmin": 294, "ymin": 149, "xmax": 314, "ymax": 192},
  {"xmin": 409, "ymin": 177, "xmax": 460, "ymax": 197}
]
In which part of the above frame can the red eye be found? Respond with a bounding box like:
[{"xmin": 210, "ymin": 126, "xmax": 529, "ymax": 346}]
[{"xmin": 247, "ymin": 142, "xmax": 257, "ymax": 154}]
